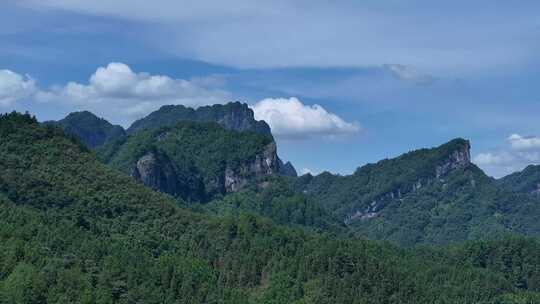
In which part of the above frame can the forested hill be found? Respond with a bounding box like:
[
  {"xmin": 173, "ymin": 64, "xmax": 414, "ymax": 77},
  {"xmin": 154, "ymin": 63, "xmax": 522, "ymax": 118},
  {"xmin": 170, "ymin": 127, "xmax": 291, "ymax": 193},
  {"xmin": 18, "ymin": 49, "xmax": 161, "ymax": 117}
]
[
  {"xmin": 44, "ymin": 111, "xmax": 125, "ymax": 149},
  {"xmin": 45, "ymin": 105, "xmax": 540, "ymax": 247},
  {"xmin": 98, "ymin": 121, "xmax": 279, "ymax": 202},
  {"xmin": 296, "ymin": 138, "xmax": 540, "ymax": 245},
  {"xmin": 49, "ymin": 103, "xmax": 297, "ymax": 195},
  {"xmin": 498, "ymin": 164, "xmax": 540, "ymax": 194},
  {"xmin": 2, "ymin": 112, "xmax": 540, "ymax": 303}
]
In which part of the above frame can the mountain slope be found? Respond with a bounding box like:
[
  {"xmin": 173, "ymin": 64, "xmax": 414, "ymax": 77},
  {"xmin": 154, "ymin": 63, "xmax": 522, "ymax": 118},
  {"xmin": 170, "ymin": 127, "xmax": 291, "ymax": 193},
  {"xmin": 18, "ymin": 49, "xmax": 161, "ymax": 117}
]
[
  {"xmin": 99, "ymin": 121, "xmax": 279, "ymax": 202},
  {"xmin": 296, "ymin": 139, "xmax": 472, "ymax": 222},
  {"xmin": 499, "ymin": 164, "xmax": 540, "ymax": 194},
  {"xmin": 2, "ymin": 112, "xmax": 540, "ymax": 303},
  {"xmin": 44, "ymin": 111, "xmax": 126, "ymax": 149},
  {"xmin": 127, "ymin": 102, "xmax": 297, "ymax": 177},
  {"xmin": 297, "ymin": 139, "xmax": 540, "ymax": 245}
]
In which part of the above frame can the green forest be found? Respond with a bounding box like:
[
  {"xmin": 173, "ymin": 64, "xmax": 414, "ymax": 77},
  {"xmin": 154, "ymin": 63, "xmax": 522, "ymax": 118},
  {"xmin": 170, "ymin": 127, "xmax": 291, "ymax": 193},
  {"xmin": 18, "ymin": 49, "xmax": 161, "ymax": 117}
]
[{"xmin": 1, "ymin": 112, "xmax": 540, "ymax": 303}]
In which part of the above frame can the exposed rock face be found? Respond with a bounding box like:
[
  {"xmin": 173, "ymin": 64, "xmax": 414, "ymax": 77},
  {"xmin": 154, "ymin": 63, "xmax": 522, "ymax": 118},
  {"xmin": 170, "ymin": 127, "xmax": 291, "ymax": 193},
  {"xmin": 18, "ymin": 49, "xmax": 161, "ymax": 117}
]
[
  {"xmin": 45, "ymin": 111, "xmax": 126, "ymax": 149},
  {"xmin": 436, "ymin": 140, "xmax": 471, "ymax": 179},
  {"xmin": 224, "ymin": 142, "xmax": 281, "ymax": 192},
  {"xmin": 308, "ymin": 139, "xmax": 474, "ymax": 225},
  {"xmin": 214, "ymin": 103, "xmax": 271, "ymax": 135},
  {"xmin": 127, "ymin": 102, "xmax": 272, "ymax": 136},
  {"xmin": 131, "ymin": 142, "xmax": 282, "ymax": 200},
  {"xmin": 132, "ymin": 151, "xmax": 179, "ymax": 195},
  {"xmin": 110, "ymin": 102, "xmax": 297, "ymax": 201},
  {"xmin": 345, "ymin": 141, "xmax": 472, "ymax": 224},
  {"xmin": 131, "ymin": 151, "xmax": 207, "ymax": 201}
]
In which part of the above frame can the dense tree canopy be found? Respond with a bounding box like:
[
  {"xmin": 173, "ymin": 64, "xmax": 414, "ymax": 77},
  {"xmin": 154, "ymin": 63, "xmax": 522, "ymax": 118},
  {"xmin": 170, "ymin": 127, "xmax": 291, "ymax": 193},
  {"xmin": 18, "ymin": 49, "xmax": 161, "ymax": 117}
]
[{"xmin": 1, "ymin": 112, "xmax": 540, "ymax": 303}]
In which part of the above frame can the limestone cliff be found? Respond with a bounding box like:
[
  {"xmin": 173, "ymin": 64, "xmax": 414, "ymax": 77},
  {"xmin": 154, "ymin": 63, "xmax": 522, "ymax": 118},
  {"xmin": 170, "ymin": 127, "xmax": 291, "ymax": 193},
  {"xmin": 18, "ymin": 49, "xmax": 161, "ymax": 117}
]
[{"xmin": 127, "ymin": 102, "xmax": 271, "ymax": 136}]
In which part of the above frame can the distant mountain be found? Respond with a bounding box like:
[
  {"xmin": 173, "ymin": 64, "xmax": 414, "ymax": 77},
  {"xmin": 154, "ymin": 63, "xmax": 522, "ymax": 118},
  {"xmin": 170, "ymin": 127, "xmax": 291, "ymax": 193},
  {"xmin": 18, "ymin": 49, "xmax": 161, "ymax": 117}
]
[
  {"xmin": 127, "ymin": 102, "xmax": 272, "ymax": 136},
  {"xmin": 278, "ymin": 160, "xmax": 297, "ymax": 177},
  {"xmin": 99, "ymin": 121, "xmax": 281, "ymax": 202},
  {"xmin": 296, "ymin": 138, "xmax": 540, "ymax": 245},
  {"xmin": 296, "ymin": 138, "xmax": 473, "ymax": 222},
  {"xmin": 42, "ymin": 106, "xmax": 540, "ymax": 247},
  {"xmin": 2, "ymin": 112, "xmax": 539, "ymax": 303},
  {"xmin": 44, "ymin": 111, "xmax": 125, "ymax": 149},
  {"xmin": 498, "ymin": 164, "xmax": 540, "ymax": 194}
]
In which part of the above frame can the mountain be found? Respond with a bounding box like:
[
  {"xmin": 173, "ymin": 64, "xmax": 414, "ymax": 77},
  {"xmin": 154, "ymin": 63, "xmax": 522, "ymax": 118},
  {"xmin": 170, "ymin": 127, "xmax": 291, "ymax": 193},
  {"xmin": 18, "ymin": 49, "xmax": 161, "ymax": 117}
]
[
  {"xmin": 99, "ymin": 121, "xmax": 281, "ymax": 202},
  {"xmin": 95, "ymin": 102, "xmax": 297, "ymax": 201},
  {"xmin": 44, "ymin": 111, "xmax": 126, "ymax": 149},
  {"xmin": 2, "ymin": 112, "xmax": 540, "ymax": 303},
  {"xmin": 296, "ymin": 138, "xmax": 473, "ymax": 222},
  {"xmin": 127, "ymin": 102, "xmax": 271, "ymax": 136},
  {"xmin": 499, "ymin": 164, "xmax": 540, "ymax": 194},
  {"xmin": 278, "ymin": 160, "xmax": 298, "ymax": 177},
  {"xmin": 296, "ymin": 139, "xmax": 540, "ymax": 245},
  {"xmin": 47, "ymin": 103, "xmax": 296, "ymax": 200}
]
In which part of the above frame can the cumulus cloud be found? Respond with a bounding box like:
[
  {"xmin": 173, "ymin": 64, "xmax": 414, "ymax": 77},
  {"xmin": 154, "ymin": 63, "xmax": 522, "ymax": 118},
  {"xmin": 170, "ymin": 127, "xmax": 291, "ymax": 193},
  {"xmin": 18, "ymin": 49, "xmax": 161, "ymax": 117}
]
[
  {"xmin": 474, "ymin": 134, "xmax": 540, "ymax": 177},
  {"xmin": 0, "ymin": 70, "xmax": 36, "ymax": 106},
  {"xmin": 251, "ymin": 97, "xmax": 360, "ymax": 139},
  {"xmin": 0, "ymin": 64, "xmax": 361, "ymax": 141},
  {"xmin": 35, "ymin": 62, "xmax": 231, "ymax": 125}
]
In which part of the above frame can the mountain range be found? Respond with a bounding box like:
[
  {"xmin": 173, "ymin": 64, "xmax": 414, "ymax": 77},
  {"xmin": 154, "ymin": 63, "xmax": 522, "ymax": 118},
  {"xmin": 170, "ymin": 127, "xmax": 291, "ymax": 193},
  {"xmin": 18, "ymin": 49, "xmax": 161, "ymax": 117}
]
[
  {"xmin": 1, "ymin": 104, "xmax": 540, "ymax": 303},
  {"xmin": 47, "ymin": 103, "xmax": 540, "ymax": 245}
]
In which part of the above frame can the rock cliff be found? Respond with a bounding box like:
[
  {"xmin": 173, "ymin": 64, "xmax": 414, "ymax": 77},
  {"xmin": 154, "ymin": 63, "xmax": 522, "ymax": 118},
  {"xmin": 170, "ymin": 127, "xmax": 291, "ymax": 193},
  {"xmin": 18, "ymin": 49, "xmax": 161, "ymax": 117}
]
[{"xmin": 127, "ymin": 102, "xmax": 272, "ymax": 136}]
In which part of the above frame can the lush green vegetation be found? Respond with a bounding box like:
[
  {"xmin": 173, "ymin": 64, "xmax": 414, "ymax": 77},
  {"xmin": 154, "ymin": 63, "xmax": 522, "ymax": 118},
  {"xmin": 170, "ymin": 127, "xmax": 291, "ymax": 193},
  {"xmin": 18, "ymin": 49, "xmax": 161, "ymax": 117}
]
[
  {"xmin": 499, "ymin": 165, "xmax": 540, "ymax": 193},
  {"xmin": 99, "ymin": 121, "xmax": 274, "ymax": 201},
  {"xmin": 45, "ymin": 108, "xmax": 540, "ymax": 249},
  {"xmin": 295, "ymin": 139, "xmax": 540, "ymax": 246},
  {"xmin": 295, "ymin": 139, "xmax": 472, "ymax": 220},
  {"xmin": 203, "ymin": 176, "xmax": 346, "ymax": 234},
  {"xmin": 2, "ymin": 112, "xmax": 540, "ymax": 303}
]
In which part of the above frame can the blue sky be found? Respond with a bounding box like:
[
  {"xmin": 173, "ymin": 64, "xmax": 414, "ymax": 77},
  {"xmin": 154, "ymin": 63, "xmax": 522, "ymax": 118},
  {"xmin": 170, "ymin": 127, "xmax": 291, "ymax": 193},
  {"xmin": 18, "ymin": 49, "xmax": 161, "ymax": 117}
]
[{"xmin": 1, "ymin": 1, "xmax": 540, "ymax": 177}]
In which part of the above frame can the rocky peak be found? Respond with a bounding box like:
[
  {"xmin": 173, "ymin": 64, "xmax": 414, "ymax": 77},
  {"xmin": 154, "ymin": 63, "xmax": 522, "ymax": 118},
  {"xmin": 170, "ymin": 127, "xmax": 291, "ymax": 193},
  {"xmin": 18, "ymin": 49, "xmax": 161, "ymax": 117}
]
[
  {"xmin": 127, "ymin": 102, "xmax": 272, "ymax": 136},
  {"xmin": 435, "ymin": 139, "xmax": 471, "ymax": 179},
  {"xmin": 214, "ymin": 102, "xmax": 272, "ymax": 135}
]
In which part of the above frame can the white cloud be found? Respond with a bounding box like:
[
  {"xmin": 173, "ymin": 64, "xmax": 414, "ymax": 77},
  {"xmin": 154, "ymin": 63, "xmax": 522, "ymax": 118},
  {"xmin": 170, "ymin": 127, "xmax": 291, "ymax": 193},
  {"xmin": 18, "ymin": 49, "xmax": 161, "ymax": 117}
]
[
  {"xmin": 474, "ymin": 134, "xmax": 540, "ymax": 177},
  {"xmin": 0, "ymin": 70, "xmax": 36, "ymax": 106},
  {"xmin": 507, "ymin": 134, "xmax": 540, "ymax": 151},
  {"xmin": 251, "ymin": 97, "xmax": 360, "ymax": 139},
  {"xmin": 0, "ymin": 64, "xmax": 360, "ymax": 141},
  {"xmin": 473, "ymin": 152, "xmax": 516, "ymax": 166},
  {"xmin": 16, "ymin": 1, "xmax": 540, "ymax": 73},
  {"xmin": 35, "ymin": 62, "xmax": 231, "ymax": 126}
]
